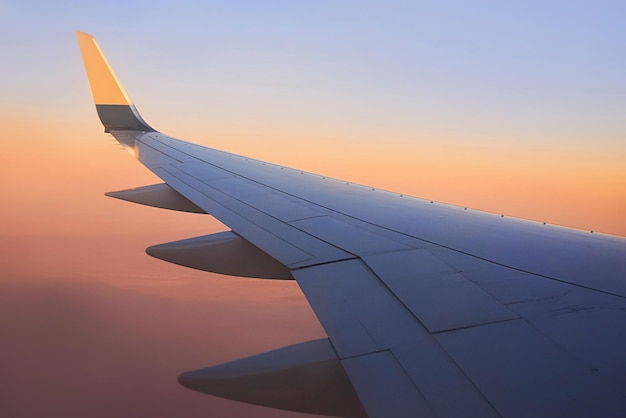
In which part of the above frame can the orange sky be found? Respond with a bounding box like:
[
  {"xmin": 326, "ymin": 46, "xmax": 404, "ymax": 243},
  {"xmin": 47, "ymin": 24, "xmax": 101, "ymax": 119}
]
[{"xmin": 2, "ymin": 108, "xmax": 624, "ymax": 241}]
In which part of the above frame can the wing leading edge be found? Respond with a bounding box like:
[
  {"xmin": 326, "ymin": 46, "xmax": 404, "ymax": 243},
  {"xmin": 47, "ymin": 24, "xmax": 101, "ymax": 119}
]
[{"xmin": 77, "ymin": 33, "xmax": 626, "ymax": 417}]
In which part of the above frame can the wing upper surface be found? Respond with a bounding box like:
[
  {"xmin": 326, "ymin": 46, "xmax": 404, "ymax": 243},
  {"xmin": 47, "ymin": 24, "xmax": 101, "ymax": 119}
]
[
  {"xmin": 78, "ymin": 34, "xmax": 626, "ymax": 417},
  {"xmin": 121, "ymin": 130, "xmax": 626, "ymax": 417},
  {"xmin": 136, "ymin": 132, "xmax": 626, "ymax": 294}
]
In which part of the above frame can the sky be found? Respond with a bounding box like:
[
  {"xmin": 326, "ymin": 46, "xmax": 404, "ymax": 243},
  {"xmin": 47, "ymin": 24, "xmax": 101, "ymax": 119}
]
[{"xmin": 1, "ymin": 1, "xmax": 625, "ymax": 417}]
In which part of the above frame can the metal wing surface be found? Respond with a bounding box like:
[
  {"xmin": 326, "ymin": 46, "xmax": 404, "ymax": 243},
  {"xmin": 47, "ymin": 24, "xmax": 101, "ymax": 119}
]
[{"xmin": 77, "ymin": 33, "xmax": 626, "ymax": 418}]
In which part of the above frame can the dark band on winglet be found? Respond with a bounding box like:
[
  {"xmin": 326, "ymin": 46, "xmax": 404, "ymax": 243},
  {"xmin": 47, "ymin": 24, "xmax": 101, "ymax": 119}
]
[{"xmin": 95, "ymin": 104, "xmax": 154, "ymax": 132}]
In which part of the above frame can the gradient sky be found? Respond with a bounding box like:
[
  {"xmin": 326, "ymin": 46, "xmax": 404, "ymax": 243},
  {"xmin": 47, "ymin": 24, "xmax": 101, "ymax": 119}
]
[{"xmin": 1, "ymin": 1, "xmax": 625, "ymax": 417}]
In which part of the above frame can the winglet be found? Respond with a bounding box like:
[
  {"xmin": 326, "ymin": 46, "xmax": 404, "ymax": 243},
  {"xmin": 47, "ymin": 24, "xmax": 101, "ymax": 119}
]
[{"xmin": 76, "ymin": 32, "xmax": 154, "ymax": 132}]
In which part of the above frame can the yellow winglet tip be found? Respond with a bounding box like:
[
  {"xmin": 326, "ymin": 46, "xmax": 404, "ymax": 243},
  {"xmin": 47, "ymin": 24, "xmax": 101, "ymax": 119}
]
[
  {"xmin": 76, "ymin": 32, "xmax": 94, "ymax": 41},
  {"xmin": 76, "ymin": 32, "xmax": 132, "ymax": 106}
]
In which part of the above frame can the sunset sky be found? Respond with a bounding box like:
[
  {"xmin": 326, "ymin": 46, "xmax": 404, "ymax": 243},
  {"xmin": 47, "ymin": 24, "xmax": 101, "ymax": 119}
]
[{"xmin": 1, "ymin": 1, "xmax": 625, "ymax": 417}]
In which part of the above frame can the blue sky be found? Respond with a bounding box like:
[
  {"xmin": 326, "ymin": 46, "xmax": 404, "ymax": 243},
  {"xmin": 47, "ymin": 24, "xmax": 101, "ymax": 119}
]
[{"xmin": 2, "ymin": 0, "xmax": 624, "ymax": 146}]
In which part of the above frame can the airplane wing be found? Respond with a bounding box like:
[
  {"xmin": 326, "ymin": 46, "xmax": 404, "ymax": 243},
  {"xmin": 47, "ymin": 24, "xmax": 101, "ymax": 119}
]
[{"xmin": 77, "ymin": 32, "xmax": 626, "ymax": 418}]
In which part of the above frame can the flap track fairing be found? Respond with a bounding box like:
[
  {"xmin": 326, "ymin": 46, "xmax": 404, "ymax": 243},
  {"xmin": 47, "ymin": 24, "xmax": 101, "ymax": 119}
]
[
  {"xmin": 146, "ymin": 231, "xmax": 294, "ymax": 280},
  {"xmin": 178, "ymin": 338, "xmax": 366, "ymax": 417},
  {"xmin": 105, "ymin": 183, "xmax": 207, "ymax": 214}
]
